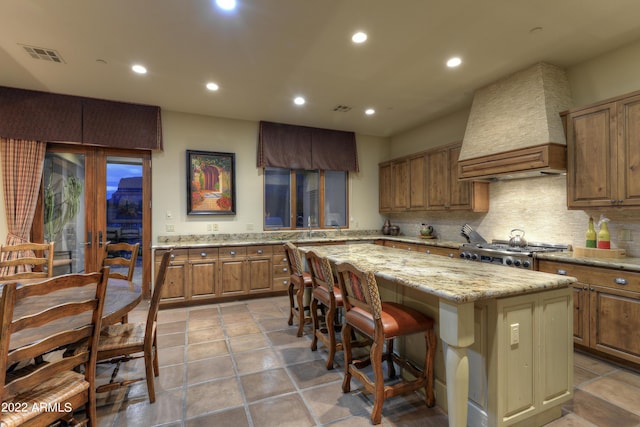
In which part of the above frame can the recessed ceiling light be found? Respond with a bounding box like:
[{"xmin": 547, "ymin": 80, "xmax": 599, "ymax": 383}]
[
  {"xmin": 446, "ymin": 57, "xmax": 462, "ymax": 68},
  {"xmin": 216, "ymin": 0, "xmax": 236, "ymax": 11},
  {"xmin": 352, "ymin": 32, "xmax": 367, "ymax": 44},
  {"xmin": 294, "ymin": 96, "xmax": 306, "ymax": 106},
  {"xmin": 206, "ymin": 82, "xmax": 219, "ymax": 91},
  {"xmin": 365, "ymin": 108, "xmax": 375, "ymax": 115},
  {"xmin": 132, "ymin": 64, "xmax": 147, "ymax": 74}
]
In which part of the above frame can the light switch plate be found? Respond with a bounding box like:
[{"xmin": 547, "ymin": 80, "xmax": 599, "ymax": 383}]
[{"xmin": 510, "ymin": 323, "xmax": 519, "ymax": 345}]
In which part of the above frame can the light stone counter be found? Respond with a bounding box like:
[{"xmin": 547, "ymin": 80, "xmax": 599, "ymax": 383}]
[
  {"xmin": 536, "ymin": 251, "xmax": 640, "ymax": 272},
  {"xmin": 299, "ymin": 243, "xmax": 576, "ymax": 427},
  {"xmin": 298, "ymin": 244, "xmax": 576, "ymax": 304}
]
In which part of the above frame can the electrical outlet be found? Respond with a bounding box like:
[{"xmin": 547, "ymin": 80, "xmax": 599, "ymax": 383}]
[
  {"xmin": 206, "ymin": 224, "xmax": 212, "ymax": 232},
  {"xmin": 166, "ymin": 210, "xmax": 173, "ymax": 219},
  {"xmin": 212, "ymin": 223, "xmax": 218, "ymax": 231},
  {"xmin": 510, "ymin": 323, "xmax": 520, "ymax": 346},
  {"xmin": 165, "ymin": 224, "xmax": 175, "ymax": 232}
]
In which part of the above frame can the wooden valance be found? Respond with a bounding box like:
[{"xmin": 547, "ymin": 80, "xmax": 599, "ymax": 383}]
[
  {"xmin": 0, "ymin": 86, "xmax": 163, "ymax": 150},
  {"xmin": 258, "ymin": 121, "xmax": 358, "ymax": 172}
]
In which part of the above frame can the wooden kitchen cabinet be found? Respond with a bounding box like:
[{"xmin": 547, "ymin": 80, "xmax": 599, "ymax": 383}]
[
  {"xmin": 157, "ymin": 248, "xmax": 187, "ymax": 302},
  {"xmin": 426, "ymin": 143, "xmax": 489, "ymax": 212},
  {"xmin": 382, "ymin": 240, "xmax": 457, "ymax": 257},
  {"xmin": 219, "ymin": 245, "xmax": 273, "ymax": 296},
  {"xmin": 379, "ymin": 142, "xmax": 488, "ymax": 213},
  {"xmin": 538, "ymin": 259, "xmax": 640, "ymax": 365},
  {"xmin": 247, "ymin": 245, "xmax": 272, "ymax": 293},
  {"xmin": 189, "ymin": 247, "xmax": 219, "ymax": 300},
  {"xmin": 272, "ymin": 244, "xmax": 290, "ymax": 292},
  {"xmin": 564, "ymin": 90, "xmax": 640, "ymax": 208}
]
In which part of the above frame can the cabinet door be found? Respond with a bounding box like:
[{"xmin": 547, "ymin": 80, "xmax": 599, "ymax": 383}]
[
  {"xmin": 220, "ymin": 259, "xmax": 245, "ymax": 295},
  {"xmin": 392, "ymin": 159, "xmax": 410, "ymax": 211},
  {"xmin": 617, "ymin": 94, "xmax": 640, "ymax": 205},
  {"xmin": 409, "ymin": 154, "xmax": 426, "ymax": 210},
  {"xmin": 589, "ymin": 285, "xmax": 640, "ymax": 364},
  {"xmin": 448, "ymin": 145, "xmax": 473, "ymax": 210},
  {"xmin": 379, "ymin": 162, "xmax": 392, "ymax": 212},
  {"xmin": 189, "ymin": 248, "xmax": 218, "ymax": 299},
  {"xmin": 248, "ymin": 258, "xmax": 271, "ymax": 292},
  {"xmin": 567, "ymin": 102, "xmax": 617, "ymax": 207},
  {"xmin": 426, "ymin": 148, "xmax": 449, "ymax": 210},
  {"xmin": 572, "ymin": 284, "xmax": 589, "ymax": 346},
  {"xmin": 158, "ymin": 249, "xmax": 187, "ymax": 301}
]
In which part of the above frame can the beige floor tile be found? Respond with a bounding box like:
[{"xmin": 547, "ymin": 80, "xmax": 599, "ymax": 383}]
[
  {"xmin": 157, "ymin": 308, "xmax": 188, "ymax": 324},
  {"xmin": 564, "ymin": 389, "xmax": 640, "ymax": 427},
  {"xmin": 157, "ymin": 320, "xmax": 187, "ymax": 335},
  {"xmin": 157, "ymin": 345, "xmax": 185, "ymax": 367},
  {"xmin": 581, "ymin": 376, "xmax": 640, "ymax": 416},
  {"xmin": 240, "ymin": 368, "xmax": 297, "ymax": 402},
  {"xmin": 234, "ymin": 347, "xmax": 283, "ymax": 375},
  {"xmin": 187, "ymin": 327, "xmax": 225, "ymax": 344},
  {"xmin": 157, "ymin": 363, "xmax": 185, "ymax": 390},
  {"xmin": 249, "ymin": 393, "xmax": 316, "ymax": 427},
  {"xmin": 157, "ymin": 332, "xmax": 186, "ymax": 348},
  {"xmin": 187, "ymin": 355, "xmax": 235, "ymax": 384},
  {"xmin": 225, "ymin": 321, "xmax": 262, "ymax": 337},
  {"xmin": 301, "ymin": 382, "xmax": 370, "ymax": 424},
  {"xmin": 188, "ymin": 317, "xmax": 221, "ymax": 331},
  {"xmin": 573, "ymin": 352, "xmax": 617, "ymax": 376},
  {"xmin": 114, "ymin": 388, "xmax": 183, "ymax": 427},
  {"xmin": 186, "ymin": 339, "xmax": 229, "ymax": 361},
  {"xmin": 186, "ymin": 406, "xmax": 249, "ymax": 427},
  {"xmin": 185, "ymin": 377, "xmax": 243, "ymax": 419},
  {"xmin": 229, "ymin": 333, "xmax": 270, "ymax": 353},
  {"xmin": 544, "ymin": 412, "xmax": 599, "ymax": 426},
  {"xmin": 287, "ymin": 360, "xmax": 342, "ymax": 389}
]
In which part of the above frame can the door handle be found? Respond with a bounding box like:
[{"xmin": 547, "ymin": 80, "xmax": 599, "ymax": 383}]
[
  {"xmin": 99, "ymin": 230, "xmax": 104, "ymax": 247},
  {"xmin": 85, "ymin": 231, "xmax": 92, "ymax": 247}
]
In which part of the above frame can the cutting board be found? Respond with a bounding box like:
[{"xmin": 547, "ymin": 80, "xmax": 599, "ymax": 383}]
[{"xmin": 573, "ymin": 247, "xmax": 626, "ymax": 259}]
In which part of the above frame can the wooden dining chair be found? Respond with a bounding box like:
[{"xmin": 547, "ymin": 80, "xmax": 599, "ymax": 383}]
[
  {"xmin": 0, "ymin": 241, "xmax": 55, "ymax": 280},
  {"xmin": 102, "ymin": 242, "xmax": 140, "ymax": 282},
  {"xmin": 335, "ymin": 261, "xmax": 437, "ymax": 425},
  {"xmin": 0, "ymin": 268, "xmax": 109, "ymax": 427},
  {"xmin": 93, "ymin": 248, "xmax": 172, "ymax": 403},
  {"xmin": 283, "ymin": 242, "xmax": 313, "ymax": 337}
]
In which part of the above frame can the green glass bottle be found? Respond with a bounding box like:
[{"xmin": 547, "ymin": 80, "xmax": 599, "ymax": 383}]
[{"xmin": 586, "ymin": 217, "xmax": 597, "ymax": 248}]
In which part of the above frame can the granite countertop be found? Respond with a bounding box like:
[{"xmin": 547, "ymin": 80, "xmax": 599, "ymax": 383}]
[
  {"xmin": 536, "ymin": 251, "xmax": 640, "ymax": 272},
  {"xmin": 153, "ymin": 232, "xmax": 462, "ymax": 250},
  {"xmin": 297, "ymin": 244, "xmax": 576, "ymax": 304}
]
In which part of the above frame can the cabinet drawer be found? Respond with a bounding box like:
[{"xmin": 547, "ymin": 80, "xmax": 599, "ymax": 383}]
[
  {"xmin": 273, "ymin": 253, "xmax": 288, "ymax": 267},
  {"xmin": 273, "ymin": 264, "xmax": 289, "ymax": 278},
  {"xmin": 538, "ymin": 260, "xmax": 640, "ymax": 292},
  {"xmin": 188, "ymin": 247, "xmax": 219, "ymax": 259},
  {"xmin": 248, "ymin": 245, "xmax": 272, "ymax": 257},
  {"xmin": 157, "ymin": 248, "xmax": 188, "ymax": 262},
  {"xmin": 273, "ymin": 277, "xmax": 290, "ymax": 291},
  {"xmin": 219, "ymin": 246, "xmax": 247, "ymax": 258},
  {"xmin": 272, "ymin": 244, "xmax": 286, "ymax": 255}
]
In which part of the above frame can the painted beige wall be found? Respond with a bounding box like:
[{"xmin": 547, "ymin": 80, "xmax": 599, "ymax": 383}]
[{"xmin": 152, "ymin": 111, "xmax": 389, "ymax": 241}]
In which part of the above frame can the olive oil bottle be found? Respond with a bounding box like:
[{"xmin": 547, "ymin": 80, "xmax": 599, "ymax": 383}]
[{"xmin": 586, "ymin": 217, "xmax": 597, "ymax": 248}]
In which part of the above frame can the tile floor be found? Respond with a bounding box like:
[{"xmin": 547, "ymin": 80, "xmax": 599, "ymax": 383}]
[{"xmin": 93, "ymin": 295, "xmax": 640, "ymax": 427}]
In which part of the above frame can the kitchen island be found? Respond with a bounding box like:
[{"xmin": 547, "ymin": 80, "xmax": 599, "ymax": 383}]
[{"xmin": 298, "ymin": 244, "xmax": 577, "ymax": 427}]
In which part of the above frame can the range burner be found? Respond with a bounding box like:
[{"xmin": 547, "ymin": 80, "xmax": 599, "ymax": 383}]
[{"xmin": 459, "ymin": 240, "xmax": 569, "ymax": 269}]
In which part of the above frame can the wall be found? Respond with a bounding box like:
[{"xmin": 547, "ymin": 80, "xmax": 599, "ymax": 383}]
[
  {"xmin": 152, "ymin": 111, "xmax": 389, "ymax": 242},
  {"xmin": 387, "ymin": 39, "xmax": 640, "ymax": 256}
]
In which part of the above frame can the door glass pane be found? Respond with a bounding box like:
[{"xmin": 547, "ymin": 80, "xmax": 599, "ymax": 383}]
[
  {"xmin": 296, "ymin": 170, "xmax": 319, "ymax": 228},
  {"xmin": 43, "ymin": 152, "xmax": 86, "ymax": 274},
  {"xmin": 324, "ymin": 170, "xmax": 347, "ymax": 227},
  {"xmin": 264, "ymin": 168, "xmax": 291, "ymax": 229},
  {"xmin": 106, "ymin": 157, "xmax": 143, "ymax": 282}
]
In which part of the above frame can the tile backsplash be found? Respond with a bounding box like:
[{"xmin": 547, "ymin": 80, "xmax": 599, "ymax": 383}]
[{"xmin": 386, "ymin": 175, "xmax": 640, "ymax": 257}]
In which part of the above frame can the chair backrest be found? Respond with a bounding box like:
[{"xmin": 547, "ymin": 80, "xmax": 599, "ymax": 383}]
[
  {"xmin": 0, "ymin": 241, "xmax": 55, "ymax": 280},
  {"xmin": 0, "ymin": 267, "xmax": 109, "ymax": 402},
  {"xmin": 304, "ymin": 249, "xmax": 335, "ymax": 294},
  {"xmin": 145, "ymin": 249, "xmax": 173, "ymax": 338},
  {"xmin": 335, "ymin": 261, "xmax": 382, "ymax": 321},
  {"xmin": 103, "ymin": 242, "xmax": 140, "ymax": 281},
  {"xmin": 283, "ymin": 242, "xmax": 304, "ymax": 277}
]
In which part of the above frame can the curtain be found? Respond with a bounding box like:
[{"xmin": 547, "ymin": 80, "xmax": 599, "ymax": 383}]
[
  {"xmin": 0, "ymin": 138, "xmax": 47, "ymax": 275},
  {"xmin": 258, "ymin": 121, "xmax": 358, "ymax": 172}
]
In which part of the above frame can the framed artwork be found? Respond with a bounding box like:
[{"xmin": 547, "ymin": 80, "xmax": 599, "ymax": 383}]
[{"xmin": 186, "ymin": 150, "xmax": 236, "ymax": 215}]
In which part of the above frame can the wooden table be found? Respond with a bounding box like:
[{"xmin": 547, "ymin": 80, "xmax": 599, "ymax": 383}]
[{"xmin": 2, "ymin": 277, "xmax": 142, "ymax": 351}]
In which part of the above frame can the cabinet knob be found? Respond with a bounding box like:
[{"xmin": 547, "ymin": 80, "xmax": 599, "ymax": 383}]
[
  {"xmin": 615, "ymin": 277, "xmax": 628, "ymax": 285},
  {"xmin": 200, "ymin": 252, "xmax": 206, "ymax": 257},
  {"xmin": 619, "ymin": 200, "xmax": 624, "ymax": 204},
  {"xmin": 448, "ymin": 253, "xmax": 454, "ymax": 258},
  {"xmin": 611, "ymin": 199, "xmax": 616, "ymax": 204},
  {"xmin": 230, "ymin": 251, "xmax": 236, "ymax": 255},
  {"xmin": 556, "ymin": 269, "xmax": 567, "ymax": 275},
  {"xmin": 283, "ymin": 267, "xmax": 288, "ymax": 272},
  {"xmin": 426, "ymin": 249, "xmax": 431, "ymax": 254},
  {"xmin": 583, "ymin": 285, "xmax": 588, "ymax": 291},
  {"xmin": 257, "ymin": 249, "xmax": 263, "ymax": 254},
  {"xmin": 407, "ymin": 247, "xmax": 411, "ymax": 251},
  {"xmin": 282, "ymin": 257, "xmax": 287, "ymax": 262},
  {"xmin": 590, "ymin": 287, "xmax": 595, "ymax": 291},
  {"xmin": 170, "ymin": 254, "xmax": 175, "ymax": 259}
]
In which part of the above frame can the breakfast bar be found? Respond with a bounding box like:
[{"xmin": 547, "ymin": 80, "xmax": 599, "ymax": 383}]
[{"xmin": 298, "ymin": 244, "xmax": 577, "ymax": 427}]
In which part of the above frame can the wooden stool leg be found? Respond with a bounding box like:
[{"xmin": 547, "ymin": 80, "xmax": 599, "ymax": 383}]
[
  {"xmin": 370, "ymin": 329, "xmax": 385, "ymax": 425},
  {"xmin": 386, "ymin": 338, "xmax": 396, "ymax": 378},
  {"xmin": 325, "ymin": 301, "xmax": 337, "ymax": 370},
  {"xmin": 424, "ymin": 329, "xmax": 437, "ymax": 407},
  {"xmin": 296, "ymin": 284, "xmax": 305, "ymax": 337},
  {"xmin": 287, "ymin": 282, "xmax": 295, "ymax": 325},
  {"xmin": 341, "ymin": 323, "xmax": 353, "ymax": 393},
  {"xmin": 310, "ymin": 297, "xmax": 319, "ymax": 351}
]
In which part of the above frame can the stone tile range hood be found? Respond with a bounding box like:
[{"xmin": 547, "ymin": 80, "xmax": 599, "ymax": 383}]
[{"xmin": 458, "ymin": 62, "xmax": 571, "ymax": 181}]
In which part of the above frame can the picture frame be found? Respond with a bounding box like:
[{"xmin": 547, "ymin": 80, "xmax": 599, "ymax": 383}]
[{"xmin": 186, "ymin": 150, "xmax": 236, "ymax": 215}]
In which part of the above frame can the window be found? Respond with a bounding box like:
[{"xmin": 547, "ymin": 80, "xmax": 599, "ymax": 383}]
[{"xmin": 264, "ymin": 167, "xmax": 348, "ymax": 230}]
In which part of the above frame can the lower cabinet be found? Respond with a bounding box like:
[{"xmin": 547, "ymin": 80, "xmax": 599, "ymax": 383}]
[
  {"xmin": 538, "ymin": 259, "xmax": 640, "ymax": 365},
  {"xmin": 381, "ymin": 240, "xmax": 457, "ymax": 258}
]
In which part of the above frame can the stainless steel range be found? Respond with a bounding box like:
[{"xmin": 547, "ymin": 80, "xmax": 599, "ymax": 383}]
[{"xmin": 458, "ymin": 240, "xmax": 569, "ymax": 269}]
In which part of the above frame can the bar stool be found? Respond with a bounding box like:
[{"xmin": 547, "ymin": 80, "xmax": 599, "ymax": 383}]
[
  {"xmin": 335, "ymin": 261, "xmax": 436, "ymax": 425},
  {"xmin": 283, "ymin": 242, "xmax": 313, "ymax": 337},
  {"xmin": 305, "ymin": 249, "xmax": 343, "ymax": 369}
]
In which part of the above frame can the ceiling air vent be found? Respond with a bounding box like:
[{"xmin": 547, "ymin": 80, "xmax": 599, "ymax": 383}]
[
  {"xmin": 332, "ymin": 105, "xmax": 352, "ymax": 112},
  {"xmin": 21, "ymin": 45, "xmax": 65, "ymax": 63}
]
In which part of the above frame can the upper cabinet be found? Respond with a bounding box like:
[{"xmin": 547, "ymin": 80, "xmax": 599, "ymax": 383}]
[
  {"xmin": 564, "ymin": 91, "xmax": 640, "ymax": 208},
  {"xmin": 379, "ymin": 142, "xmax": 489, "ymax": 213}
]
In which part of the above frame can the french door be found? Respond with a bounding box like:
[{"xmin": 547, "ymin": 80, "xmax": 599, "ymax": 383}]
[{"xmin": 34, "ymin": 144, "xmax": 152, "ymax": 295}]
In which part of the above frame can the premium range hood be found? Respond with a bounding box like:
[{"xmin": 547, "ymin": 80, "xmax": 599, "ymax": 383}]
[{"xmin": 458, "ymin": 62, "xmax": 571, "ymax": 181}]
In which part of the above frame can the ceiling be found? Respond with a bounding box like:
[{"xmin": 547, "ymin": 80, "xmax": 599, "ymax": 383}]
[{"xmin": 2, "ymin": 1, "xmax": 640, "ymax": 138}]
